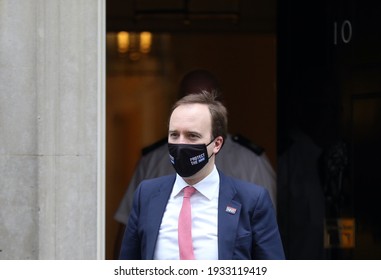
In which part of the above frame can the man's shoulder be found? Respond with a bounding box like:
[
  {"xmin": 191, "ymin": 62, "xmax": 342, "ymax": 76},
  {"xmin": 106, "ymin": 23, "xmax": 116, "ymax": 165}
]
[
  {"xmin": 219, "ymin": 171, "xmax": 264, "ymax": 193},
  {"xmin": 220, "ymin": 172, "xmax": 271, "ymax": 208},
  {"xmin": 141, "ymin": 137, "xmax": 168, "ymax": 156},
  {"xmin": 229, "ymin": 134, "xmax": 264, "ymax": 156},
  {"xmin": 140, "ymin": 174, "xmax": 176, "ymax": 188}
]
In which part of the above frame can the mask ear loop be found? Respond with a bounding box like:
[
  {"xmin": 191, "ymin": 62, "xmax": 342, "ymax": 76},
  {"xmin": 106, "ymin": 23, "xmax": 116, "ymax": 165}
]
[
  {"xmin": 206, "ymin": 137, "xmax": 216, "ymax": 159},
  {"xmin": 206, "ymin": 137, "xmax": 216, "ymax": 147}
]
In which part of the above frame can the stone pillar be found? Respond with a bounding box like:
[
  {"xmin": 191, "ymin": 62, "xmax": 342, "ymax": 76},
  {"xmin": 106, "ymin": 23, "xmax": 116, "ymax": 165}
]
[{"xmin": 0, "ymin": 0, "xmax": 105, "ymax": 259}]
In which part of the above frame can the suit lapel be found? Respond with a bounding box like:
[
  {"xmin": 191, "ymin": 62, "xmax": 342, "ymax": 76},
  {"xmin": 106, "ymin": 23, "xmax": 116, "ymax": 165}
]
[
  {"xmin": 145, "ymin": 175, "xmax": 176, "ymax": 259},
  {"xmin": 217, "ymin": 172, "xmax": 241, "ymax": 260}
]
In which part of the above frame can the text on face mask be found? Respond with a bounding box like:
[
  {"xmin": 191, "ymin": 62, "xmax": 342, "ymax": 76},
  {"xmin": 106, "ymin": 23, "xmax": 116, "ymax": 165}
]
[{"xmin": 190, "ymin": 153, "xmax": 205, "ymax": 165}]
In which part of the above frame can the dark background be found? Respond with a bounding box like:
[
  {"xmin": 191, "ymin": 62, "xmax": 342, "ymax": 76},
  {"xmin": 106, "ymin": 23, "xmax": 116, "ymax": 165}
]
[{"xmin": 106, "ymin": 0, "xmax": 381, "ymax": 260}]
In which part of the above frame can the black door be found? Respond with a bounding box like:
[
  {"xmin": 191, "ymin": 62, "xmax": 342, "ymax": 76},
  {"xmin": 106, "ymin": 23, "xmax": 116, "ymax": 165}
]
[{"xmin": 277, "ymin": 0, "xmax": 381, "ymax": 259}]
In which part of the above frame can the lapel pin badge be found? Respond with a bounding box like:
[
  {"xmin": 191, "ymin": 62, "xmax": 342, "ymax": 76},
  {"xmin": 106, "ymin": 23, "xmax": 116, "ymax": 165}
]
[{"xmin": 225, "ymin": 206, "xmax": 237, "ymax": 215}]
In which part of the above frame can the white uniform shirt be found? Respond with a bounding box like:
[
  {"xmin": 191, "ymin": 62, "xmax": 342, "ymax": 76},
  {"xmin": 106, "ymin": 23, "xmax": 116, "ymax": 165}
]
[{"xmin": 153, "ymin": 166, "xmax": 220, "ymax": 260}]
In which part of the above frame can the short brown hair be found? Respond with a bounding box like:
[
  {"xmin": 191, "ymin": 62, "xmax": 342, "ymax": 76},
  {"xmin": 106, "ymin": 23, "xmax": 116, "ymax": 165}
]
[{"xmin": 170, "ymin": 90, "xmax": 228, "ymax": 141}]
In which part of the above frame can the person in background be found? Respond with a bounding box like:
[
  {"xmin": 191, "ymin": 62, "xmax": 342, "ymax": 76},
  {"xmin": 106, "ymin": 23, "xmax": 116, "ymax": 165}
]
[
  {"xmin": 114, "ymin": 69, "xmax": 277, "ymax": 257},
  {"xmin": 119, "ymin": 91, "xmax": 284, "ymax": 259}
]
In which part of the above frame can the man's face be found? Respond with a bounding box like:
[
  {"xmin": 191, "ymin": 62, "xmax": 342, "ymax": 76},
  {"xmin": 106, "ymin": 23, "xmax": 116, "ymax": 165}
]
[{"xmin": 168, "ymin": 103, "xmax": 212, "ymax": 145}]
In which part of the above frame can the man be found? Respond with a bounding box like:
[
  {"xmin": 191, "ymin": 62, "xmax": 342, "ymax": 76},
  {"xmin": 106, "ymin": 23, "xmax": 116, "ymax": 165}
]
[
  {"xmin": 114, "ymin": 69, "xmax": 276, "ymax": 228},
  {"xmin": 119, "ymin": 91, "xmax": 284, "ymax": 260}
]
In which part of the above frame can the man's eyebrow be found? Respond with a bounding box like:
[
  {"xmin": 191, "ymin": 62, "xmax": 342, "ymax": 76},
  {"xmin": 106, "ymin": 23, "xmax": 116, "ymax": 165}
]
[
  {"xmin": 186, "ymin": 131, "xmax": 202, "ymax": 137},
  {"xmin": 168, "ymin": 129, "xmax": 202, "ymax": 136}
]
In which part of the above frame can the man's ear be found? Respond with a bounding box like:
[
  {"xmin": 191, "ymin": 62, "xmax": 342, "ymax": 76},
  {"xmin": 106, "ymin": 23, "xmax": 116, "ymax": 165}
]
[{"xmin": 213, "ymin": 136, "xmax": 224, "ymax": 154}]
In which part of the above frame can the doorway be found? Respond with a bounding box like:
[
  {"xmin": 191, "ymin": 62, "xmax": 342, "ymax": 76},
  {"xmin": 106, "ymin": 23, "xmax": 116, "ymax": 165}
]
[{"xmin": 106, "ymin": 1, "xmax": 277, "ymax": 259}]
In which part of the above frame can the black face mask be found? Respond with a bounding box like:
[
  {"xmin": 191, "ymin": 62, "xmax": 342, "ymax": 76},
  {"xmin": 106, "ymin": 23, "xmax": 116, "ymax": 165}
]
[{"xmin": 168, "ymin": 139, "xmax": 214, "ymax": 177}]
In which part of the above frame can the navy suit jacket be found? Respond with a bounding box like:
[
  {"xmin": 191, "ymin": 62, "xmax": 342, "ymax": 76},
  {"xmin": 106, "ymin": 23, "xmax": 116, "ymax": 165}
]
[{"xmin": 119, "ymin": 170, "xmax": 285, "ymax": 260}]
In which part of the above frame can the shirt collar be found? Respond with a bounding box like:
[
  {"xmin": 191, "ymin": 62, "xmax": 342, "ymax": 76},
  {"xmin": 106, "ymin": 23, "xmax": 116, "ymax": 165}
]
[{"xmin": 173, "ymin": 165, "xmax": 220, "ymax": 200}]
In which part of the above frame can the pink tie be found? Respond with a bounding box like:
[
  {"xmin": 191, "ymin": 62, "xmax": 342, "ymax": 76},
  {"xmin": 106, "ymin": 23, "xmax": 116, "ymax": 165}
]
[{"xmin": 178, "ymin": 186, "xmax": 196, "ymax": 260}]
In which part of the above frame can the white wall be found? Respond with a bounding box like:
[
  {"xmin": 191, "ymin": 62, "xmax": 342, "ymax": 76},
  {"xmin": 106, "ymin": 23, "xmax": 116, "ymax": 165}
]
[{"xmin": 0, "ymin": 0, "xmax": 105, "ymax": 259}]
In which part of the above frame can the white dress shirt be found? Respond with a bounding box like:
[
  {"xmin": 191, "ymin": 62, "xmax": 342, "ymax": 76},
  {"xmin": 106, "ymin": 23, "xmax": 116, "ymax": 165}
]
[{"xmin": 153, "ymin": 166, "xmax": 220, "ymax": 260}]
